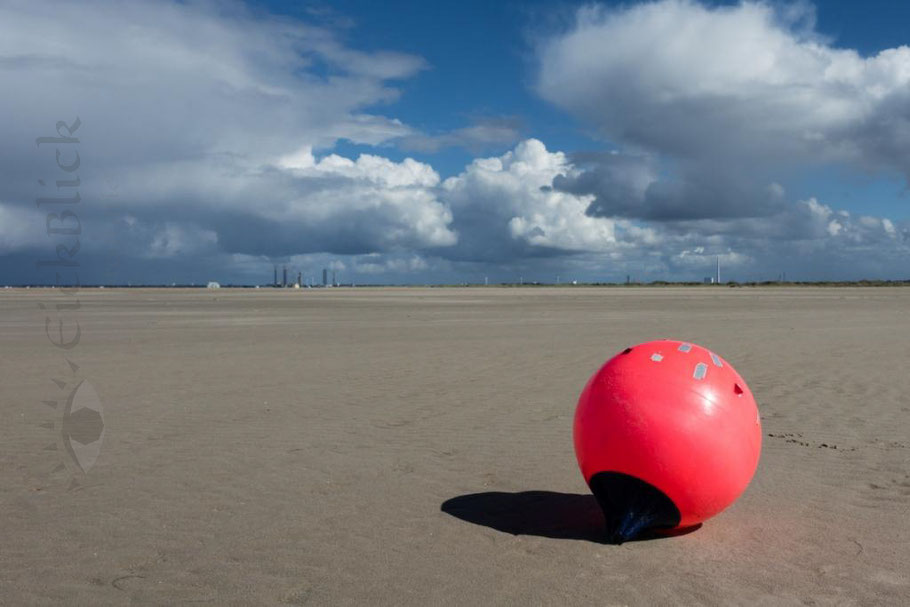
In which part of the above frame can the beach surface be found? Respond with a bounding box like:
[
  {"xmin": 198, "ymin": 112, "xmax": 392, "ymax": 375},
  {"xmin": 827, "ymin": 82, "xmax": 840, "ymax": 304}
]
[{"xmin": 1, "ymin": 287, "xmax": 908, "ymax": 605}]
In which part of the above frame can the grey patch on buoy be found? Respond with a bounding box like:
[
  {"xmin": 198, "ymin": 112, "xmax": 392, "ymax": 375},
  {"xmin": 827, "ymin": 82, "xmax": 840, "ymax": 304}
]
[
  {"xmin": 710, "ymin": 353, "xmax": 723, "ymax": 367},
  {"xmin": 650, "ymin": 353, "xmax": 663, "ymax": 362},
  {"xmin": 678, "ymin": 343, "xmax": 692, "ymax": 353},
  {"xmin": 693, "ymin": 363, "xmax": 708, "ymax": 380}
]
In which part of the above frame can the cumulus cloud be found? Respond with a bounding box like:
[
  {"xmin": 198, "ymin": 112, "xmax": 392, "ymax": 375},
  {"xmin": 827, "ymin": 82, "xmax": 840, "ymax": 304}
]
[
  {"xmin": 0, "ymin": 0, "xmax": 423, "ymax": 170},
  {"xmin": 439, "ymin": 139, "xmax": 629, "ymax": 261},
  {"xmin": 537, "ymin": 0, "xmax": 910, "ymax": 222},
  {"xmin": 553, "ymin": 151, "xmax": 787, "ymax": 221},
  {"xmin": 353, "ymin": 254, "xmax": 429, "ymax": 275},
  {"xmin": 431, "ymin": 138, "xmax": 909, "ymax": 280},
  {"xmin": 532, "ymin": 0, "xmax": 910, "ymax": 279},
  {"xmin": 538, "ymin": 0, "xmax": 910, "ymax": 173},
  {"xmin": 2, "ymin": 0, "xmax": 909, "ymax": 284},
  {"xmin": 0, "ymin": 0, "xmax": 460, "ymax": 279},
  {"xmin": 653, "ymin": 195, "xmax": 910, "ymax": 280},
  {"xmin": 262, "ymin": 149, "xmax": 456, "ymax": 253}
]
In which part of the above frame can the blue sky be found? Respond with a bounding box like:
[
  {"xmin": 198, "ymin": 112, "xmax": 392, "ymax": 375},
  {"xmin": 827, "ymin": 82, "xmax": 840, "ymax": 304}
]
[
  {"xmin": 255, "ymin": 0, "xmax": 599, "ymax": 176},
  {"xmin": 267, "ymin": 0, "xmax": 910, "ymax": 177},
  {"xmin": 289, "ymin": 0, "xmax": 910, "ymax": 220},
  {"xmin": 2, "ymin": 0, "xmax": 910, "ymax": 285}
]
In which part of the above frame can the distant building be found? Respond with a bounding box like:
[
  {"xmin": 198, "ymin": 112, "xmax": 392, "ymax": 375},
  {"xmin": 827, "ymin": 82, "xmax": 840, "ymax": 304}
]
[
  {"xmin": 322, "ymin": 268, "xmax": 328, "ymax": 287},
  {"xmin": 332, "ymin": 270, "xmax": 336, "ymax": 287},
  {"xmin": 207, "ymin": 281, "xmax": 221, "ymax": 289}
]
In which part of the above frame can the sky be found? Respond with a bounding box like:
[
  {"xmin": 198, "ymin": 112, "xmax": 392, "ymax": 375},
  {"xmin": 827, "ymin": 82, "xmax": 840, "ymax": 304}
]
[{"xmin": 2, "ymin": 0, "xmax": 910, "ymax": 285}]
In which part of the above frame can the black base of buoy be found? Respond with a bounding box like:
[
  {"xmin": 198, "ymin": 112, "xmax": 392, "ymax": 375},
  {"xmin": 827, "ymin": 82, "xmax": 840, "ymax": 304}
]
[{"xmin": 588, "ymin": 471, "xmax": 681, "ymax": 544}]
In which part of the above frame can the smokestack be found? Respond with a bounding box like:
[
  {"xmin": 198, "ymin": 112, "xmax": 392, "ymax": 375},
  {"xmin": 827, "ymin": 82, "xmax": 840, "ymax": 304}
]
[
  {"xmin": 716, "ymin": 256, "xmax": 720, "ymax": 284},
  {"xmin": 322, "ymin": 268, "xmax": 328, "ymax": 287},
  {"xmin": 297, "ymin": 271, "xmax": 302, "ymax": 286},
  {"xmin": 283, "ymin": 266, "xmax": 288, "ymax": 287},
  {"xmin": 273, "ymin": 265, "xmax": 278, "ymax": 287},
  {"xmin": 332, "ymin": 270, "xmax": 336, "ymax": 287}
]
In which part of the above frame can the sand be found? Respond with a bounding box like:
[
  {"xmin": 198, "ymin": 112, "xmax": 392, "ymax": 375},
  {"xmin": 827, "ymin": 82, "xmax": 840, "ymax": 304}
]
[{"xmin": 1, "ymin": 286, "xmax": 908, "ymax": 605}]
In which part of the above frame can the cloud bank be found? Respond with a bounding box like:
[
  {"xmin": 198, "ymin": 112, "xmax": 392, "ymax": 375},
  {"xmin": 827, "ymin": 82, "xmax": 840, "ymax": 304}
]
[
  {"xmin": 538, "ymin": 0, "xmax": 910, "ymax": 174},
  {"xmin": 1, "ymin": 0, "xmax": 908, "ymax": 284},
  {"xmin": 535, "ymin": 0, "xmax": 910, "ymax": 279}
]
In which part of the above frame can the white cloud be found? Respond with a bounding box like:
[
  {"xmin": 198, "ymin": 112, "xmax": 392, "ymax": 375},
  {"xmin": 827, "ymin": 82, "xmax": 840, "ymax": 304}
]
[
  {"xmin": 529, "ymin": 0, "xmax": 910, "ymax": 280},
  {"xmin": 282, "ymin": 149, "xmax": 441, "ymax": 189},
  {"xmin": 440, "ymin": 139, "xmax": 623, "ymax": 260},
  {"xmin": 0, "ymin": 0, "xmax": 452, "ymax": 265},
  {"xmin": 265, "ymin": 147, "xmax": 456, "ymax": 251},
  {"xmin": 537, "ymin": 0, "xmax": 910, "ymax": 173},
  {"xmin": 0, "ymin": 0, "xmax": 423, "ymax": 170},
  {"xmin": 430, "ymin": 138, "xmax": 909, "ymax": 280},
  {"xmin": 2, "ymin": 0, "xmax": 909, "ymax": 283},
  {"xmin": 354, "ymin": 254, "xmax": 429, "ymax": 274}
]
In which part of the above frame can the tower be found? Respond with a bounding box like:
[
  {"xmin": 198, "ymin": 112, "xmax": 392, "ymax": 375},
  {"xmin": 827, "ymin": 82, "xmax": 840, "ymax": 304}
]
[
  {"xmin": 273, "ymin": 265, "xmax": 278, "ymax": 287},
  {"xmin": 283, "ymin": 266, "xmax": 288, "ymax": 287},
  {"xmin": 332, "ymin": 270, "xmax": 336, "ymax": 287},
  {"xmin": 715, "ymin": 256, "xmax": 720, "ymax": 284},
  {"xmin": 322, "ymin": 268, "xmax": 328, "ymax": 287}
]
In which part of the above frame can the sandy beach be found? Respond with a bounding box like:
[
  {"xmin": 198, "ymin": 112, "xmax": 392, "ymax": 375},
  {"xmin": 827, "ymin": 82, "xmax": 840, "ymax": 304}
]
[{"xmin": 1, "ymin": 286, "xmax": 908, "ymax": 605}]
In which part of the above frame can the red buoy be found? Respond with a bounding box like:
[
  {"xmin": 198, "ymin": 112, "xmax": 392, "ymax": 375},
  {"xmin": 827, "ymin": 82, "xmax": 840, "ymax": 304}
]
[{"xmin": 574, "ymin": 340, "xmax": 761, "ymax": 543}]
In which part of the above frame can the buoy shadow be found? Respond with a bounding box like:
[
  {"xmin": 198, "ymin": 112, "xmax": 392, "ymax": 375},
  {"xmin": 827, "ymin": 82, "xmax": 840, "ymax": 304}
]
[{"xmin": 441, "ymin": 491, "xmax": 701, "ymax": 544}]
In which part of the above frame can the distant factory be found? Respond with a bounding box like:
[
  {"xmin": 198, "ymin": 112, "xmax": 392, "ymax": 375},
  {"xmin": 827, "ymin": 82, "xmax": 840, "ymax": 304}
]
[{"xmin": 271, "ymin": 264, "xmax": 341, "ymax": 288}]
